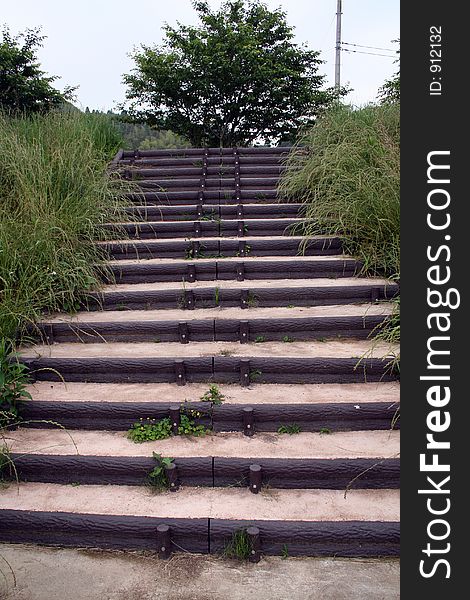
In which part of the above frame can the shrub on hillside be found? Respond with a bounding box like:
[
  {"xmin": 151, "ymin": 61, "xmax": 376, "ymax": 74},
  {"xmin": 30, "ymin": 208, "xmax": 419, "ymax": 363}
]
[
  {"xmin": 279, "ymin": 103, "xmax": 400, "ymax": 281},
  {"xmin": 0, "ymin": 110, "xmax": 127, "ymax": 343}
]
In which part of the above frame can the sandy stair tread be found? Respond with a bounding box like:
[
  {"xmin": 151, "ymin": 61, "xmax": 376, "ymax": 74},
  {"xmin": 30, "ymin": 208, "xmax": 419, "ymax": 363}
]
[
  {"xmin": 42, "ymin": 303, "xmax": 394, "ymax": 324},
  {"xmin": 0, "ymin": 482, "xmax": 400, "ymax": 522},
  {"xmin": 19, "ymin": 339, "xmax": 399, "ymax": 359},
  {"xmin": 23, "ymin": 381, "xmax": 400, "ymax": 405}
]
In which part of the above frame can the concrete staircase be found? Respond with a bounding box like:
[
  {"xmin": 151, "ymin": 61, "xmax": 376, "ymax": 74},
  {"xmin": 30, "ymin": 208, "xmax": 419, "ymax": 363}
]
[{"xmin": 0, "ymin": 147, "xmax": 400, "ymax": 558}]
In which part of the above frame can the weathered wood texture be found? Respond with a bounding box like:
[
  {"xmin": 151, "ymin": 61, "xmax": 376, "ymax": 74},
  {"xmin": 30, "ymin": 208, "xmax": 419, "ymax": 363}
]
[
  {"xmin": 212, "ymin": 402, "xmax": 400, "ymax": 432},
  {"xmin": 209, "ymin": 519, "xmax": 400, "ymax": 557},
  {"xmin": 5, "ymin": 455, "xmax": 399, "ymax": 489},
  {"xmin": 17, "ymin": 400, "xmax": 211, "ymax": 430},
  {"xmin": 105, "ymin": 258, "xmax": 361, "ymax": 284},
  {"xmin": 0, "ymin": 511, "xmax": 209, "ymax": 553},
  {"xmin": 212, "ymin": 458, "xmax": 400, "ymax": 489},
  {"xmin": 86, "ymin": 283, "xmax": 399, "ymax": 311},
  {"xmin": 21, "ymin": 356, "xmax": 396, "ymax": 384},
  {"xmin": 0, "ymin": 510, "xmax": 398, "ymax": 557},
  {"xmin": 35, "ymin": 314, "xmax": 387, "ymax": 344},
  {"xmin": 8, "ymin": 455, "xmax": 213, "ymax": 486}
]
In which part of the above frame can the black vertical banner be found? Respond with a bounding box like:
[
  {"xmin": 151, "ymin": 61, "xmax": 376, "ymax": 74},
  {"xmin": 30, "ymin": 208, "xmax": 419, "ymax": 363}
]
[{"xmin": 401, "ymin": 1, "xmax": 467, "ymax": 597}]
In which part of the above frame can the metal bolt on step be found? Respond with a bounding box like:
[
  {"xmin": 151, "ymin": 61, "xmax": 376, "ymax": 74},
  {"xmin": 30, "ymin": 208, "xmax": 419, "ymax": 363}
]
[
  {"xmin": 247, "ymin": 526, "xmax": 261, "ymax": 563},
  {"xmin": 186, "ymin": 265, "xmax": 196, "ymax": 283},
  {"xmin": 156, "ymin": 524, "xmax": 172, "ymax": 559},
  {"xmin": 169, "ymin": 407, "xmax": 181, "ymax": 434},
  {"xmin": 239, "ymin": 320, "xmax": 249, "ymax": 344},
  {"xmin": 165, "ymin": 463, "xmax": 180, "ymax": 492},
  {"xmin": 240, "ymin": 359, "xmax": 251, "ymax": 389},
  {"xmin": 174, "ymin": 361, "xmax": 186, "ymax": 387},
  {"xmin": 371, "ymin": 286, "xmax": 381, "ymax": 302},
  {"xmin": 178, "ymin": 322, "xmax": 189, "ymax": 344},
  {"xmin": 236, "ymin": 264, "xmax": 245, "ymax": 282},
  {"xmin": 184, "ymin": 290, "xmax": 195, "ymax": 310},
  {"xmin": 243, "ymin": 406, "xmax": 255, "ymax": 435},
  {"xmin": 249, "ymin": 464, "xmax": 262, "ymax": 494}
]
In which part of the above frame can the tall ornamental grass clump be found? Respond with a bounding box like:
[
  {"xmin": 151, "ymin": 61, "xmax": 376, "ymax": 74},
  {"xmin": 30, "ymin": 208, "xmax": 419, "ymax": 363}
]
[
  {"xmin": 279, "ymin": 103, "xmax": 400, "ymax": 281},
  {"xmin": 0, "ymin": 110, "xmax": 127, "ymax": 343}
]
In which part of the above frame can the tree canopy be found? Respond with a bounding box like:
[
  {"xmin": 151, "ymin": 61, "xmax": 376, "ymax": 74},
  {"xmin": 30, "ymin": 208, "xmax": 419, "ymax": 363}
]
[
  {"xmin": 378, "ymin": 39, "xmax": 400, "ymax": 104},
  {"xmin": 121, "ymin": 0, "xmax": 342, "ymax": 146},
  {"xmin": 0, "ymin": 27, "xmax": 74, "ymax": 115}
]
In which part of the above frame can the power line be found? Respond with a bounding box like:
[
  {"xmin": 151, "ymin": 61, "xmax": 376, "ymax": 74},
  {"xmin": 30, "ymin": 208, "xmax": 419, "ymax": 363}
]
[
  {"xmin": 341, "ymin": 47, "xmax": 396, "ymax": 59},
  {"xmin": 341, "ymin": 41, "xmax": 396, "ymax": 53}
]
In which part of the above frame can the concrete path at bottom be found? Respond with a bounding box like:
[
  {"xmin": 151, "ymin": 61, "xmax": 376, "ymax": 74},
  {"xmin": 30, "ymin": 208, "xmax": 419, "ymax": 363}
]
[{"xmin": 0, "ymin": 544, "xmax": 399, "ymax": 600}]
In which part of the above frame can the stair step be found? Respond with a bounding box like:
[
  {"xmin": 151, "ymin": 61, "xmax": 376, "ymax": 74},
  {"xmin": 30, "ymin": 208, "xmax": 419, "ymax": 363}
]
[
  {"xmin": 6, "ymin": 428, "xmax": 399, "ymax": 459},
  {"xmin": 102, "ymin": 255, "xmax": 362, "ymax": 284},
  {"xmin": 121, "ymin": 146, "xmax": 292, "ymax": 158},
  {"xmin": 89, "ymin": 277, "xmax": 398, "ymax": 310},
  {"xmin": 6, "ymin": 454, "xmax": 400, "ymax": 489},
  {"xmin": 124, "ymin": 189, "xmax": 281, "ymax": 204},
  {"xmin": 20, "ymin": 339, "xmax": 397, "ymax": 359},
  {"xmin": 6, "ymin": 428, "xmax": 399, "ymax": 488},
  {"xmin": 35, "ymin": 304, "xmax": 392, "ymax": 344},
  {"xmin": 124, "ymin": 203, "xmax": 303, "ymax": 221},
  {"xmin": 100, "ymin": 236, "xmax": 341, "ymax": 260},
  {"xmin": 23, "ymin": 381, "xmax": 400, "ymax": 405},
  {"xmin": 103, "ymin": 218, "xmax": 305, "ymax": 239},
  {"xmin": 18, "ymin": 401, "xmax": 399, "ymax": 432},
  {"xmin": 119, "ymin": 165, "xmax": 285, "ymax": 177},
  {"xmin": 124, "ymin": 175, "xmax": 281, "ymax": 188},
  {"xmin": 0, "ymin": 483, "xmax": 399, "ymax": 556},
  {"xmin": 19, "ymin": 340, "xmax": 398, "ymax": 384},
  {"xmin": 0, "ymin": 482, "xmax": 399, "ymax": 522},
  {"xmin": 119, "ymin": 154, "xmax": 288, "ymax": 167}
]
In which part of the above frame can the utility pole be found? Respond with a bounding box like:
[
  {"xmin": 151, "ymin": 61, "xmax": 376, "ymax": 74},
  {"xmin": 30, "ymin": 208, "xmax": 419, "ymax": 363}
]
[{"xmin": 335, "ymin": 0, "xmax": 342, "ymax": 90}]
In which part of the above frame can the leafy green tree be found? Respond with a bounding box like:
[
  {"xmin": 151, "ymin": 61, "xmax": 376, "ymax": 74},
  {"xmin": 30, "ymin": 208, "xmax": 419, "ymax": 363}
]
[
  {"xmin": 121, "ymin": 0, "xmax": 342, "ymax": 146},
  {"xmin": 0, "ymin": 27, "xmax": 74, "ymax": 114},
  {"xmin": 378, "ymin": 39, "xmax": 400, "ymax": 104}
]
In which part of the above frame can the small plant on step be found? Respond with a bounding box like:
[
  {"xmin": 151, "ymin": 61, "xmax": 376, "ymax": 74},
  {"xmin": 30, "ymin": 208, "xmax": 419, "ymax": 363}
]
[
  {"xmin": 236, "ymin": 244, "xmax": 251, "ymax": 257},
  {"xmin": 223, "ymin": 529, "xmax": 253, "ymax": 560},
  {"xmin": 281, "ymin": 544, "xmax": 289, "ymax": 559},
  {"xmin": 185, "ymin": 243, "xmax": 206, "ymax": 260},
  {"xmin": 219, "ymin": 349, "xmax": 233, "ymax": 357},
  {"xmin": 278, "ymin": 424, "xmax": 301, "ymax": 435},
  {"xmin": 319, "ymin": 427, "xmax": 332, "ymax": 435},
  {"xmin": 249, "ymin": 369, "xmax": 262, "ymax": 383},
  {"xmin": 200, "ymin": 384, "xmax": 225, "ymax": 406},
  {"xmin": 254, "ymin": 335, "xmax": 266, "ymax": 343},
  {"xmin": 246, "ymin": 291, "xmax": 259, "ymax": 308},
  {"xmin": 148, "ymin": 453, "xmax": 174, "ymax": 492},
  {"xmin": 127, "ymin": 417, "xmax": 172, "ymax": 442},
  {"xmin": 61, "ymin": 299, "xmax": 82, "ymax": 314},
  {"xmin": 0, "ymin": 340, "xmax": 32, "ymax": 423},
  {"xmin": 178, "ymin": 410, "xmax": 209, "ymax": 437},
  {"xmin": 282, "ymin": 336, "xmax": 294, "ymax": 343}
]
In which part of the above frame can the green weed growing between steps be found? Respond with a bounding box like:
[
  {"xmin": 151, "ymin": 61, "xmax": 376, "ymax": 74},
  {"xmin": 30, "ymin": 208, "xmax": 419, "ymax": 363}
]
[{"xmin": 0, "ymin": 110, "xmax": 128, "ymax": 344}]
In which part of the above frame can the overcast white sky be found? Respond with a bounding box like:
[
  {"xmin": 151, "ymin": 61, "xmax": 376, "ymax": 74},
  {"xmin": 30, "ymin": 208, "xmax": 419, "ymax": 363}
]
[{"xmin": 2, "ymin": 0, "xmax": 399, "ymax": 111}]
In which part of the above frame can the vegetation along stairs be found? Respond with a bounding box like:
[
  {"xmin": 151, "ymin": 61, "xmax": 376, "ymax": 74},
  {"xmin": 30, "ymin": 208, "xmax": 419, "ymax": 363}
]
[{"xmin": 0, "ymin": 146, "xmax": 400, "ymax": 559}]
